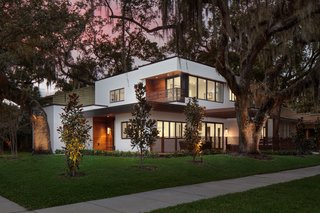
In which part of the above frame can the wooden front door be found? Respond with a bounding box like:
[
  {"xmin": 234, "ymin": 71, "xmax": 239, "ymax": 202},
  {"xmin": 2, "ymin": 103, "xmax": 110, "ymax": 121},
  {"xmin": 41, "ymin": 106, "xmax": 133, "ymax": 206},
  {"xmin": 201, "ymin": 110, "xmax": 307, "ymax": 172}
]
[{"xmin": 93, "ymin": 117, "xmax": 114, "ymax": 151}]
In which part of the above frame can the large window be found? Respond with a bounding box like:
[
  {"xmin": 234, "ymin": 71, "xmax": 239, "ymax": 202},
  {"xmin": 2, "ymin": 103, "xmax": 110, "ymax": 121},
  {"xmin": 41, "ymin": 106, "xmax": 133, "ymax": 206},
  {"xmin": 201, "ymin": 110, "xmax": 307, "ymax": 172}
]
[
  {"xmin": 166, "ymin": 76, "xmax": 181, "ymax": 101},
  {"xmin": 188, "ymin": 76, "xmax": 197, "ymax": 97},
  {"xmin": 157, "ymin": 121, "xmax": 163, "ymax": 137},
  {"xmin": 188, "ymin": 76, "xmax": 224, "ymax": 102},
  {"xmin": 157, "ymin": 121, "xmax": 186, "ymax": 138},
  {"xmin": 215, "ymin": 82, "xmax": 223, "ymax": 102},
  {"xmin": 198, "ymin": 78, "xmax": 207, "ymax": 100},
  {"xmin": 207, "ymin": 80, "xmax": 215, "ymax": 101},
  {"xmin": 121, "ymin": 122, "xmax": 129, "ymax": 139},
  {"xmin": 110, "ymin": 88, "xmax": 124, "ymax": 103},
  {"xmin": 163, "ymin": 121, "xmax": 169, "ymax": 138}
]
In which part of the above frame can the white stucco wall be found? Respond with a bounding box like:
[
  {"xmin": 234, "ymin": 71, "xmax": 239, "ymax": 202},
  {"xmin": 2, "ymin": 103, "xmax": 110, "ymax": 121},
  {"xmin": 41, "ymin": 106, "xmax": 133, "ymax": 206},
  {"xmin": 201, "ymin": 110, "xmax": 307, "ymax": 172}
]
[
  {"xmin": 114, "ymin": 113, "xmax": 133, "ymax": 152},
  {"xmin": 95, "ymin": 57, "xmax": 236, "ymax": 110},
  {"xmin": 43, "ymin": 105, "xmax": 64, "ymax": 152}
]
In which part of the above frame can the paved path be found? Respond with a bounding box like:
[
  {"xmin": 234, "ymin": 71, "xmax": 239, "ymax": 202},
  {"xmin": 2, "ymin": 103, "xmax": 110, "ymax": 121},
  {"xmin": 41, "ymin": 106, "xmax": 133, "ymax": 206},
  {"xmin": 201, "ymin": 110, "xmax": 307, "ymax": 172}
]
[{"xmin": 1, "ymin": 165, "xmax": 320, "ymax": 213}]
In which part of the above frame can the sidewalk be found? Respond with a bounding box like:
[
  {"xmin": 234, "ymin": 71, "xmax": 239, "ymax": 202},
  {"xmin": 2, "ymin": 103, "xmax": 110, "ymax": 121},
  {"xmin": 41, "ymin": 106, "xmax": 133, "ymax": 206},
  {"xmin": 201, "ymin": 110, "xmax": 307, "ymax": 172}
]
[{"xmin": 2, "ymin": 165, "xmax": 320, "ymax": 213}]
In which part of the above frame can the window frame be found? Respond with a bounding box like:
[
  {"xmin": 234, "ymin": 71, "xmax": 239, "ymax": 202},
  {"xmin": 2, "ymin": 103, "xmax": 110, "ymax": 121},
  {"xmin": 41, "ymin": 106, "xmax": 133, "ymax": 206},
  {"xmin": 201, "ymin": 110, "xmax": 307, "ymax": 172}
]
[
  {"xmin": 121, "ymin": 121, "xmax": 130, "ymax": 139},
  {"xmin": 188, "ymin": 75, "xmax": 224, "ymax": 103},
  {"xmin": 229, "ymin": 88, "xmax": 236, "ymax": 102},
  {"xmin": 157, "ymin": 120, "xmax": 186, "ymax": 139},
  {"xmin": 110, "ymin": 88, "xmax": 125, "ymax": 103}
]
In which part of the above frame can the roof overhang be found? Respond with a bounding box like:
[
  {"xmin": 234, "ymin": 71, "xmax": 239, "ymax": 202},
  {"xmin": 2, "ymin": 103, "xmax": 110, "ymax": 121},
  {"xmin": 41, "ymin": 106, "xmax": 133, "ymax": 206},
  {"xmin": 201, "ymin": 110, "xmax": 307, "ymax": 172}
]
[
  {"xmin": 205, "ymin": 107, "xmax": 258, "ymax": 118},
  {"xmin": 83, "ymin": 104, "xmax": 135, "ymax": 117}
]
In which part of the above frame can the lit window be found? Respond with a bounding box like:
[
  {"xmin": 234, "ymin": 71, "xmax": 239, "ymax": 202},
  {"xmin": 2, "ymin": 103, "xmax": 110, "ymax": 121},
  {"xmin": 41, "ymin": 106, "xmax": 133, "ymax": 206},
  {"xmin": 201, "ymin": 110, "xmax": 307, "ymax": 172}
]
[
  {"xmin": 121, "ymin": 122, "xmax": 129, "ymax": 139},
  {"xmin": 188, "ymin": 75, "xmax": 224, "ymax": 102},
  {"xmin": 157, "ymin": 121, "xmax": 185, "ymax": 139},
  {"xmin": 198, "ymin": 78, "xmax": 207, "ymax": 100},
  {"xmin": 170, "ymin": 122, "xmax": 175, "ymax": 138},
  {"xmin": 166, "ymin": 76, "xmax": 181, "ymax": 101},
  {"xmin": 157, "ymin": 121, "xmax": 163, "ymax": 137},
  {"xmin": 188, "ymin": 76, "xmax": 197, "ymax": 97},
  {"xmin": 163, "ymin": 121, "xmax": 169, "ymax": 138},
  {"xmin": 110, "ymin": 88, "xmax": 125, "ymax": 103},
  {"xmin": 182, "ymin": 123, "xmax": 186, "ymax": 136},
  {"xmin": 215, "ymin": 82, "xmax": 223, "ymax": 102},
  {"xmin": 207, "ymin": 80, "xmax": 215, "ymax": 101},
  {"xmin": 200, "ymin": 123, "xmax": 206, "ymax": 137},
  {"xmin": 262, "ymin": 126, "xmax": 266, "ymax": 138},
  {"xmin": 229, "ymin": 89, "xmax": 236, "ymax": 101}
]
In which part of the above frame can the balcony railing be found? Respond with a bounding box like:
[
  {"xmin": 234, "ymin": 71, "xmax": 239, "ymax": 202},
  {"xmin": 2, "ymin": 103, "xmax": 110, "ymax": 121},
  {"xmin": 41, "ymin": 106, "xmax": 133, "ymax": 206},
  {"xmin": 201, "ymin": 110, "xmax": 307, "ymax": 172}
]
[{"xmin": 147, "ymin": 88, "xmax": 186, "ymax": 103}]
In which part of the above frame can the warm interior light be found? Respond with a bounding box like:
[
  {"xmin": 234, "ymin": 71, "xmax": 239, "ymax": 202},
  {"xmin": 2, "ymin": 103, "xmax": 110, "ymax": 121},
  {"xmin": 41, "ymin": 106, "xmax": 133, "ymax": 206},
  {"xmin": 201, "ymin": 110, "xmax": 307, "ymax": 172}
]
[
  {"xmin": 225, "ymin": 128, "xmax": 229, "ymax": 136},
  {"xmin": 107, "ymin": 127, "xmax": 111, "ymax": 135}
]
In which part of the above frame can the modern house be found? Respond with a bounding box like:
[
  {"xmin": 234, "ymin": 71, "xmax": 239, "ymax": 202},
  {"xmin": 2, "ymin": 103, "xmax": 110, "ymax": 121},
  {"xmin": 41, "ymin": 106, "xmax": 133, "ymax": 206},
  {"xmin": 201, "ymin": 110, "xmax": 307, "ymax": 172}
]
[{"xmin": 42, "ymin": 57, "xmax": 307, "ymax": 153}]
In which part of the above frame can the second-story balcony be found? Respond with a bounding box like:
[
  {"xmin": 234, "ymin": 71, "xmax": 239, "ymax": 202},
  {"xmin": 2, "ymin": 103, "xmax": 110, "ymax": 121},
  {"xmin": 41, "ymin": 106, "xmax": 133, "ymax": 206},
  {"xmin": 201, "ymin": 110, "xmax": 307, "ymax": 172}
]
[{"xmin": 147, "ymin": 88, "xmax": 186, "ymax": 103}]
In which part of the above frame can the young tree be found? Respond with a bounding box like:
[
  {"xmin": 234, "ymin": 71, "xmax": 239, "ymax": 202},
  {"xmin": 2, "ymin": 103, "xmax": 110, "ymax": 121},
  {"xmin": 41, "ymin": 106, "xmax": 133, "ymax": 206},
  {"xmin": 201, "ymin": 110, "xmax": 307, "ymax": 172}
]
[
  {"xmin": 0, "ymin": 102, "xmax": 26, "ymax": 157},
  {"xmin": 125, "ymin": 82, "xmax": 158, "ymax": 166},
  {"xmin": 57, "ymin": 93, "xmax": 91, "ymax": 177},
  {"xmin": 184, "ymin": 97, "xmax": 205, "ymax": 162}
]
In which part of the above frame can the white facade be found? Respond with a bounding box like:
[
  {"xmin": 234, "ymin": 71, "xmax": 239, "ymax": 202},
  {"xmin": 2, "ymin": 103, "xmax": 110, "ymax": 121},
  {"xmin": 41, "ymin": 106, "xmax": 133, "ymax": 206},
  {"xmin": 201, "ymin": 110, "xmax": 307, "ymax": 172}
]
[
  {"xmin": 43, "ymin": 57, "xmax": 266, "ymax": 152},
  {"xmin": 95, "ymin": 57, "xmax": 235, "ymax": 110}
]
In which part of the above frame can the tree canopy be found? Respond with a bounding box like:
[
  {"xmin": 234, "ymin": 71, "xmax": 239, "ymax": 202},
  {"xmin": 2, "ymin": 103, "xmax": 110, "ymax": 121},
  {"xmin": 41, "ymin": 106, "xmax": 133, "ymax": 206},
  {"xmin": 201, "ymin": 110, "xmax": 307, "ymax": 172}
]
[{"xmin": 1, "ymin": 0, "xmax": 320, "ymax": 154}]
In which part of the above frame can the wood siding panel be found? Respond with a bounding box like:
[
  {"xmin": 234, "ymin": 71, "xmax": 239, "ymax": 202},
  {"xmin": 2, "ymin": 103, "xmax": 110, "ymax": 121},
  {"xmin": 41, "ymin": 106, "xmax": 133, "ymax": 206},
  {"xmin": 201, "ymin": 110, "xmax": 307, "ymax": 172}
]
[{"xmin": 52, "ymin": 87, "xmax": 95, "ymax": 106}]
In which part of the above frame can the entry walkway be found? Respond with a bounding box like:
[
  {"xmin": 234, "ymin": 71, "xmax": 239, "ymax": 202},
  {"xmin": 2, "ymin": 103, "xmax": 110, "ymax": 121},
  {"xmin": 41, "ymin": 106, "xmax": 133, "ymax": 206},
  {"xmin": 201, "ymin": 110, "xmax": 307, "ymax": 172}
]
[{"xmin": 2, "ymin": 165, "xmax": 320, "ymax": 213}]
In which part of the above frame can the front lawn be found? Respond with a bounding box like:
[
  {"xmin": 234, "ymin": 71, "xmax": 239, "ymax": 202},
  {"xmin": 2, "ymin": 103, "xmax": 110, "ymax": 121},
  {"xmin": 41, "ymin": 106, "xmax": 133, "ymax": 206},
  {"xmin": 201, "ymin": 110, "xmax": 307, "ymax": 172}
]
[
  {"xmin": 0, "ymin": 153, "xmax": 319, "ymax": 210},
  {"xmin": 152, "ymin": 174, "xmax": 320, "ymax": 213}
]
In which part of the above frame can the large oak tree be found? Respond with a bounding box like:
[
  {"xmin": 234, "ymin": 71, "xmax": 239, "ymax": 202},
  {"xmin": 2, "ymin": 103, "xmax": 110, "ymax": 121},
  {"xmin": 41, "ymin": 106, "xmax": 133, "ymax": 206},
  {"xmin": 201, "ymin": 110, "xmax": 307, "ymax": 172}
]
[
  {"xmin": 172, "ymin": 1, "xmax": 320, "ymax": 153},
  {"xmin": 107, "ymin": 0, "xmax": 320, "ymax": 154}
]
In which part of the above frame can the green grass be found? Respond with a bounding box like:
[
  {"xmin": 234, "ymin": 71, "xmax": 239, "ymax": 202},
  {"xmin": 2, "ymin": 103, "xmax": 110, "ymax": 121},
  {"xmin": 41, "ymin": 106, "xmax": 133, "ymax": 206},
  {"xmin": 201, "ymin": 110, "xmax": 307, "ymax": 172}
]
[
  {"xmin": 152, "ymin": 174, "xmax": 320, "ymax": 213},
  {"xmin": 0, "ymin": 153, "xmax": 319, "ymax": 210}
]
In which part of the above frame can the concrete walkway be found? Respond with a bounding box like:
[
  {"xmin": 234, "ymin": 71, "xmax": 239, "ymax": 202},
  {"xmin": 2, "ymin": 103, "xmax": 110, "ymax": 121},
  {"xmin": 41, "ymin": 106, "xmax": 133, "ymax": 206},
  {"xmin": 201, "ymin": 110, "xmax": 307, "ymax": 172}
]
[{"xmin": 2, "ymin": 165, "xmax": 320, "ymax": 213}]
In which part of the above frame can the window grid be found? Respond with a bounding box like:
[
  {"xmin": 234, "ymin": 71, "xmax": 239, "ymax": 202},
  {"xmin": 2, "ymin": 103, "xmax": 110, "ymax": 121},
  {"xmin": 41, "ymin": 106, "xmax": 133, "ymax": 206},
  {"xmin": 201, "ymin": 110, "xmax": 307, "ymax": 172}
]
[
  {"xmin": 110, "ymin": 88, "xmax": 125, "ymax": 103},
  {"xmin": 188, "ymin": 75, "xmax": 224, "ymax": 103},
  {"xmin": 157, "ymin": 120, "xmax": 186, "ymax": 139},
  {"xmin": 121, "ymin": 121, "xmax": 130, "ymax": 139},
  {"xmin": 229, "ymin": 89, "xmax": 236, "ymax": 102}
]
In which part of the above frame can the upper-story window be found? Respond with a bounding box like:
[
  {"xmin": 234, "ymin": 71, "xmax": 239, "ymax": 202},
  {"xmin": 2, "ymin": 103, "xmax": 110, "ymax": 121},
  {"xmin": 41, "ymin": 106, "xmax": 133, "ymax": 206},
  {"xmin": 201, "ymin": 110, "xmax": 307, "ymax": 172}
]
[
  {"xmin": 166, "ymin": 76, "xmax": 181, "ymax": 101},
  {"xmin": 110, "ymin": 88, "xmax": 124, "ymax": 103},
  {"xmin": 188, "ymin": 75, "xmax": 224, "ymax": 102},
  {"xmin": 189, "ymin": 76, "xmax": 197, "ymax": 98},
  {"xmin": 229, "ymin": 89, "xmax": 236, "ymax": 102}
]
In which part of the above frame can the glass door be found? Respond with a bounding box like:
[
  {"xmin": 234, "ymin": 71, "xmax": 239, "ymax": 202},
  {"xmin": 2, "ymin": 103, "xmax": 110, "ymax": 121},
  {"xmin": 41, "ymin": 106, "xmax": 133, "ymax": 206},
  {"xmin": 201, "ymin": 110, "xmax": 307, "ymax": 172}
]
[
  {"xmin": 166, "ymin": 76, "xmax": 181, "ymax": 101},
  {"xmin": 215, "ymin": 124, "xmax": 223, "ymax": 149}
]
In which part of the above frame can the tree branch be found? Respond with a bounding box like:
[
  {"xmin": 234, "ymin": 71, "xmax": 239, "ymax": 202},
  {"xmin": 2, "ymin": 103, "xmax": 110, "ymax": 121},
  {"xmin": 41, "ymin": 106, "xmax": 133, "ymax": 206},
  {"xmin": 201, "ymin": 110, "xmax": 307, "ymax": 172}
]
[
  {"xmin": 109, "ymin": 15, "xmax": 175, "ymax": 33},
  {"xmin": 278, "ymin": 61, "xmax": 320, "ymax": 100},
  {"xmin": 215, "ymin": 0, "xmax": 240, "ymax": 96}
]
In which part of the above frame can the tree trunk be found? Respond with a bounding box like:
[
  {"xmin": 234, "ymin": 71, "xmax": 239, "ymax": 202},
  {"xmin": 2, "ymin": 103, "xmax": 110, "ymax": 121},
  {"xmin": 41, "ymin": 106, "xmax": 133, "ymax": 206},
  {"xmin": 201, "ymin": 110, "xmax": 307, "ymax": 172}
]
[
  {"xmin": 30, "ymin": 103, "xmax": 52, "ymax": 154},
  {"xmin": 10, "ymin": 130, "xmax": 17, "ymax": 157},
  {"xmin": 0, "ymin": 74, "xmax": 52, "ymax": 154},
  {"xmin": 236, "ymin": 97, "xmax": 264, "ymax": 154},
  {"xmin": 0, "ymin": 140, "xmax": 3, "ymax": 154},
  {"xmin": 139, "ymin": 146, "xmax": 143, "ymax": 167},
  {"xmin": 272, "ymin": 103, "xmax": 282, "ymax": 151}
]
